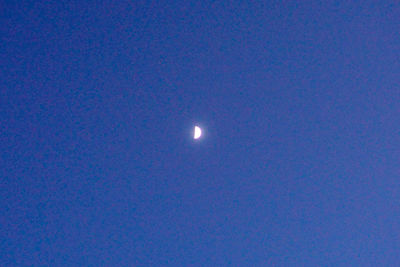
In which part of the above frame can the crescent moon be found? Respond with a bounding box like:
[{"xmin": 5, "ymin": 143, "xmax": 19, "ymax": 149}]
[{"xmin": 194, "ymin": 126, "xmax": 202, "ymax": 139}]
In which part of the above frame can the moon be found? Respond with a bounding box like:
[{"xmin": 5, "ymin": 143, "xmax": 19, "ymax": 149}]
[{"xmin": 194, "ymin": 126, "xmax": 202, "ymax": 139}]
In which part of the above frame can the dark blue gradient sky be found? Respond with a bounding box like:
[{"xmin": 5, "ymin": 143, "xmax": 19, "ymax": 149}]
[{"xmin": 1, "ymin": 1, "xmax": 400, "ymax": 266}]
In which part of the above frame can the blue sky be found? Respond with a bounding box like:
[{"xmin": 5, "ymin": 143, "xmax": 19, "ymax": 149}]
[{"xmin": 1, "ymin": 1, "xmax": 400, "ymax": 266}]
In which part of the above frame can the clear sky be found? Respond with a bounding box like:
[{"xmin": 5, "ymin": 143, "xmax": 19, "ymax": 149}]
[{"xmin": 1, "ymin": 1, "xmax": 400, "ymax": 266}]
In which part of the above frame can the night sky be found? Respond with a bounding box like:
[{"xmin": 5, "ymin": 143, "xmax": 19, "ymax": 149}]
[{"xmin": 2, "ymin": 1, "xmax": 400, "ymax": 266}]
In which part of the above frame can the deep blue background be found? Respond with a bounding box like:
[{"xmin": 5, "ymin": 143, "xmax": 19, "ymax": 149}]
[{"xmin": 1, "ymin": 1, "xmax": 400, "ymax": 266}]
